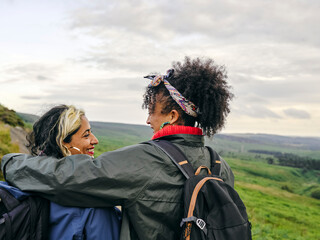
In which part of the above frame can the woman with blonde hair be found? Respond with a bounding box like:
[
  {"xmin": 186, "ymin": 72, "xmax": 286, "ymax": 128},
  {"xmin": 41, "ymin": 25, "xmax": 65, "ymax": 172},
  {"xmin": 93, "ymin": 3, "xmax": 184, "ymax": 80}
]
[{"xmin": 17, "ymin": 105, "xmax": 120, "ymax": 239}]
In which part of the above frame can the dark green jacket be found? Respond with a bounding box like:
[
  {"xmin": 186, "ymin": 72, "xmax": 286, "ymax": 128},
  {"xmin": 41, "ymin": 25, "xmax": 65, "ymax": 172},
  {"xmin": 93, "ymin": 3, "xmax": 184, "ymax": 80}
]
[{"xmin": 2, "ymin": 134, "xmax": 234, "ymax": 240}]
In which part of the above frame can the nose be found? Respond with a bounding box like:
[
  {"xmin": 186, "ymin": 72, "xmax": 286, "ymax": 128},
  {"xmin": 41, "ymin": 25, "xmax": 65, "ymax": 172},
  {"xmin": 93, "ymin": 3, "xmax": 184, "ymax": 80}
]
[
  {"xmin": 146, "ymin": 115, "xmax": 150, "ymax": 125},
  {"xmin": 91, "ymin": 133, "xmax": 99, "ymax": 145}
]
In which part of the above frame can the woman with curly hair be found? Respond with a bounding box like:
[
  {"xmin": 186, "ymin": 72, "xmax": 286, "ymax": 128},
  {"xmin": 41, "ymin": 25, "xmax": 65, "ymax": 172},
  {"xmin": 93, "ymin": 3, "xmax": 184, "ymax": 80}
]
[
  {"xmin": 143, "ymin": 56, "xmax": 233, "ymax": 137},
  {"xmin": 2, "ymin": 57, "xmax": 235, "ymax": 240}
]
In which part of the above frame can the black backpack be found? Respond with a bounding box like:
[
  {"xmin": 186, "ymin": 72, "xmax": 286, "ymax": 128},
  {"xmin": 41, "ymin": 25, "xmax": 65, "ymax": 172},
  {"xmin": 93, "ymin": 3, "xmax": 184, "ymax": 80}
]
[
  {"xmin": 0, "ymin": 185, "xmax": 50, "ymax": 240},
  {"xmin": 151, "ymin": 139, "xmax": 252, "ymax": 240}
]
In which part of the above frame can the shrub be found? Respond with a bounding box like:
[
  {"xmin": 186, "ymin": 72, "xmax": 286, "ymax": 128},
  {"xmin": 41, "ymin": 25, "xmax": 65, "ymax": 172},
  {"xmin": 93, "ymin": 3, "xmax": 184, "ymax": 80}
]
[
  {"xmin": 281, "ymin": 185, "xmax": 293, "ymax": 193},
  {"xmin": 311, "ymin": 189, "xmax": 320, "ymax": 200},
  {"xmin": 267, "ymin": 157, "xmax": 274, "ymax": 164},
  {"xmin": 0, "ymin": 104, "xmax": 24, "ymax": 127}
]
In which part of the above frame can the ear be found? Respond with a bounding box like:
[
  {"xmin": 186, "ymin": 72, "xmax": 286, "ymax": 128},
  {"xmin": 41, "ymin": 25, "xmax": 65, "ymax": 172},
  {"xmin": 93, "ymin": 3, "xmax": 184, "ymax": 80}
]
[
  {"xmin": 63, "ymin": 142, "xmax": 71, "ymax": 149},
  {"xmin": 169, "ymin": 110, "xmax": 181, "ymax": 125}
]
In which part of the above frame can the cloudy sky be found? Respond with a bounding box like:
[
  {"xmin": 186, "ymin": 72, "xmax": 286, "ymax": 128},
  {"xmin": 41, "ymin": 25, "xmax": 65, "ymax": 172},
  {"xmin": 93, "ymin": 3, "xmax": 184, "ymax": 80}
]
[{"xmin": 1, "ymin": 0, "xmax": 319, "ymax": 137}]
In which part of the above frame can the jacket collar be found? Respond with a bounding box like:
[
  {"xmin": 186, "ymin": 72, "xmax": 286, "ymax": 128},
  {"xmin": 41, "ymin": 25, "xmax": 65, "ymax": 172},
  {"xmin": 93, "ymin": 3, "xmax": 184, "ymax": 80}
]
[{"xmin": 152, "ymin": 125, "xmax": 203, "ymax": 140}]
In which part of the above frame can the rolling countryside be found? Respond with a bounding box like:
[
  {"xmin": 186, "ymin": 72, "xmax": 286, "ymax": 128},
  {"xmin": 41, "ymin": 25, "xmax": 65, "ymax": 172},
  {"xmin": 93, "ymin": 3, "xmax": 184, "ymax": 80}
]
[{"xmin": 1, "ymin": 104, "xmax": 319, "ymax": 239}]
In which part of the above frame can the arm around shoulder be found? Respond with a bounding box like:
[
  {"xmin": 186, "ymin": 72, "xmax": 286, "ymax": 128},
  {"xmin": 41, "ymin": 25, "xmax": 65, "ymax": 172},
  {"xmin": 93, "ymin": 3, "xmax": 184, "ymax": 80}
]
[
  {"xmin": 1, "ymin": 144, "xmax": 159, "ymax": 208},
  {"xmin": 1, "ymin": 153, "xmax": 67, "ymax": 193},
  {"xmin": 1, "ymin": 153, "xmax": 24, "ymax": 177}
]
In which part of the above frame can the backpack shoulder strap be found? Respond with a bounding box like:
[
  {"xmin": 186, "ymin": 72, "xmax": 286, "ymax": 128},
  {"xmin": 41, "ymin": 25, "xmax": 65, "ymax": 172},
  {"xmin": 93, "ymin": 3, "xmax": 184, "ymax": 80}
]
[
  {"xmin": 206, "ymin": 146, "xmax": 221, "ymax": 176},
  {"xmin": 149, "ymin": 140, "xmax": 195, "ymax": 179}
]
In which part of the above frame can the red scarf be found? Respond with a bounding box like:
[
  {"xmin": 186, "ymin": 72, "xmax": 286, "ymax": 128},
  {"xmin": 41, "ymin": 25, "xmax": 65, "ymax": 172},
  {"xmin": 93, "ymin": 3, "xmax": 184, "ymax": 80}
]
[{"xmin": 152, "ymin": 125, "xmax": 203, "ymax": 140}]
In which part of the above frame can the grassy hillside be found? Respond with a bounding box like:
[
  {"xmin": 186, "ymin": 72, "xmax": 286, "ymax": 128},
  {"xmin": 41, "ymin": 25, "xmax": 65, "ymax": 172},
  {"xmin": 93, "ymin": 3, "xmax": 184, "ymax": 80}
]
[
  {"xmin": 0, "ymin": 105, "xmax": 29, "ymax": 179},
  {"xmin": 0, "ymin": 123, "xmax": 20, "ymax": 179},
  {"xmin": 0, "ymin": 104, "xmax": 24, "ymax": 127},
  {"xmin": 228, "ymin": 157, "xmax": 320, "ymax": 239}
]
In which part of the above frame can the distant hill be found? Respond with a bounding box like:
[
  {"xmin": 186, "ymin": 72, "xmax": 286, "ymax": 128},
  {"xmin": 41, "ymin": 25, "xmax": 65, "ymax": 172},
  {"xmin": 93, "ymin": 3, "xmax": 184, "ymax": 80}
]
[
  {"xmin": 90, "ymin": 121, "xmax": 152, "ymax": 153},
  {"xmin": 16, "ymin": 112, "xmax": 39, "ymax": 124},
  {"xmin": 221, "ymin": 133, "xmax": 320, "ymax": 151},
  {"xmin": 88, "ymin": 121, "xmax": 320, "ymax": 159},
  {"xmin": 208, "ymin": 133, "xmax": 320, "ymax": 156},
  {"xmin": 14, "ymin": 110, "xmax": 320, "ymax": 157},
  {"xmin": 91, "ymin": 121, "xmax": 153, "ymax": 140}
]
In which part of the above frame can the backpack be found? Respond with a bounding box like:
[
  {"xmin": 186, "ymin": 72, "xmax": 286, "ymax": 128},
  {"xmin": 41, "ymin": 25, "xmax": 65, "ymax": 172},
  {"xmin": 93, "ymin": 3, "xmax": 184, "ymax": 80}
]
[
  {"xmin": 0, "ymin": 184, "xmax": 50, "ymax": 240},
  {"xmin": 151, "ymin": 139, "xmax": 252, "ymax": 240}
]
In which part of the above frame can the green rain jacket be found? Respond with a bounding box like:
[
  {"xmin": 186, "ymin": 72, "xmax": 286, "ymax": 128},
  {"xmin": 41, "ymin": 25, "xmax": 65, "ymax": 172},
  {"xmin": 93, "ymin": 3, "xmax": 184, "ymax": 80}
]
[{"xmin": 1, "ymin": 131, "xmax": 234, "ymax": 240}]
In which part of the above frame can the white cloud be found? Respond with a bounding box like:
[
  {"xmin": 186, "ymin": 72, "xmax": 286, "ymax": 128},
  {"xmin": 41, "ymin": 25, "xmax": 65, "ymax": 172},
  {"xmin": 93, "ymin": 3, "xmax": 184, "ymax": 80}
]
[
  {"xmin": 233, "ymin": 105, "xmax": 281, "ymax": 119},
  {"xmin": 283, "ymin": 108, "xmax": 311, "ymax": 119},
  {"xmin": 0, "ymin": 0, "xmax": 319, "ymax": 136}
]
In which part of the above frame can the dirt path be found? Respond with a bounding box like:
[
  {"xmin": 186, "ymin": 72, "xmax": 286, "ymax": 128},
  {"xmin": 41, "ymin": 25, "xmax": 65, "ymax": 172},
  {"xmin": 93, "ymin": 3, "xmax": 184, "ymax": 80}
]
[{"xmin": 10, "ymin": 126, "xmax": 30, "ymax": 154}]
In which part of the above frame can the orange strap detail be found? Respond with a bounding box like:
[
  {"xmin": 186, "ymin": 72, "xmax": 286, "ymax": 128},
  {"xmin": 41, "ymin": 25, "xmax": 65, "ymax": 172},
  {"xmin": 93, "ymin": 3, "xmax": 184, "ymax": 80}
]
[
  {"xmin": 179, "ymin": 160, "xmax": 188, "ymax": 165},
  {"xmin": 187, "ymin": 177, "xmax": 223, "ymax": 218},
  {"xmin": 195, "ymin": 166, "xmax": 212, "ymax": 176},
  {"xmin": 185, "ymin": 223, "xmax": 192, "ymax": 240},
  {"xmin": 184, "ymin": 177, "xmax": 223, "ymax": 239}
]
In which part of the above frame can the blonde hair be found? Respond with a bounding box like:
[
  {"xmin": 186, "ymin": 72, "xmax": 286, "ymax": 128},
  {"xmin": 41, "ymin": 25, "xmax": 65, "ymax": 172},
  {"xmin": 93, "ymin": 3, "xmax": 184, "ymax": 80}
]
[{"xmin": 56, "ymin": 105, "xmax": 85, "ymax": 156}]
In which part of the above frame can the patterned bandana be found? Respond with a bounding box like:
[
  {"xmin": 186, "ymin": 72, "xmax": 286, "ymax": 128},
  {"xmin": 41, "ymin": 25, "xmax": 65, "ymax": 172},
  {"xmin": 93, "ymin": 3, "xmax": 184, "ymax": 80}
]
[{"xmin": 144, "ymin": 69, "xmax": 199, "ymax": 117}]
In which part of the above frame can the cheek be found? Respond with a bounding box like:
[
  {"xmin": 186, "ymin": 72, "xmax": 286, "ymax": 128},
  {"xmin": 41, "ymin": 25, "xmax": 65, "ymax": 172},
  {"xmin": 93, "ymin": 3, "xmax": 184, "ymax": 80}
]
[
  {"xmin": 77, "ymin": 140, "xmax": 90, "ymax": 149},
  {"xmin": 149, "ymin": 115, "xmax": 155, "ymax": 124}
]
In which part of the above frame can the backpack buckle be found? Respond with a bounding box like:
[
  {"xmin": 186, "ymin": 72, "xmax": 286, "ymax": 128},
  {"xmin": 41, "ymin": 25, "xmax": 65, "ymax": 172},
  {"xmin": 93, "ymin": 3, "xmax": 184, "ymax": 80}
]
[{"xmin": 196, "ymin": 218, "xmax": 206, "ymax": 230}]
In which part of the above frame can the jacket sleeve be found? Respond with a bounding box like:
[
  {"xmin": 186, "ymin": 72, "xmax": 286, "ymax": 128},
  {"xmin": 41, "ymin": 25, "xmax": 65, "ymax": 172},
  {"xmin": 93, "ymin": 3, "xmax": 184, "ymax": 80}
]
[
  {"xmin": 1, "ymin": 144, "xmax": 161, "ymax": 208},
  {"xmin": 219, "ymin": 157, "xmax": 235, "ymax": 188}
]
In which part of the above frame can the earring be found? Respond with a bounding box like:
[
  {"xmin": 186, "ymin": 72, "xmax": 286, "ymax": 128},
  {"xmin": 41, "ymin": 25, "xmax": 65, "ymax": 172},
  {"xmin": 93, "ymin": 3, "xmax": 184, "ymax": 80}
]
[{"xmin": 160, "ymin": 121, "xmax": 170, "ymax": 130}]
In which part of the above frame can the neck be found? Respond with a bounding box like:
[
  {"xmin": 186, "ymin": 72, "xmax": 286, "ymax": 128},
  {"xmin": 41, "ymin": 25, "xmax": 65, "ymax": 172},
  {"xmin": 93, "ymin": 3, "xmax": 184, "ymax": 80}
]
[{"xmin": 152, "ymin": 125, "xmax": 203, "ymax": 140}]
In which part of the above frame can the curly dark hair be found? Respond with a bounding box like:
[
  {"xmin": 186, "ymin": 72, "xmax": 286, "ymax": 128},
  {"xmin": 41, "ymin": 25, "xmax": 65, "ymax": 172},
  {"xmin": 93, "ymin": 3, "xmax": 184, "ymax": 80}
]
[
  {"xmin": 26, "ymin": 105, "xmax": 79, "ymax": 158},
  {"xmin": 142, "ymin": 57, "xmax": 234, "ymax": 137}
]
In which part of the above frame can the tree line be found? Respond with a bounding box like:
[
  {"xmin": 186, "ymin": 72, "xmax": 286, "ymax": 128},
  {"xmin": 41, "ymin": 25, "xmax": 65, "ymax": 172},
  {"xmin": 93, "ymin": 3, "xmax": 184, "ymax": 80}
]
[{"xmin": 249, "ymin": 150, "xmax": 320, "ymax": 170}]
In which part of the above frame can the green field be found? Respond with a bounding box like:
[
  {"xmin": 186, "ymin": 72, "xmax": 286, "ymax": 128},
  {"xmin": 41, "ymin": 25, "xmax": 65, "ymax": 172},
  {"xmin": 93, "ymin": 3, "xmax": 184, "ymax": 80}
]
[{"xmin": 227, "ymin": 157, "xmax": 320, "ymax": 239}]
